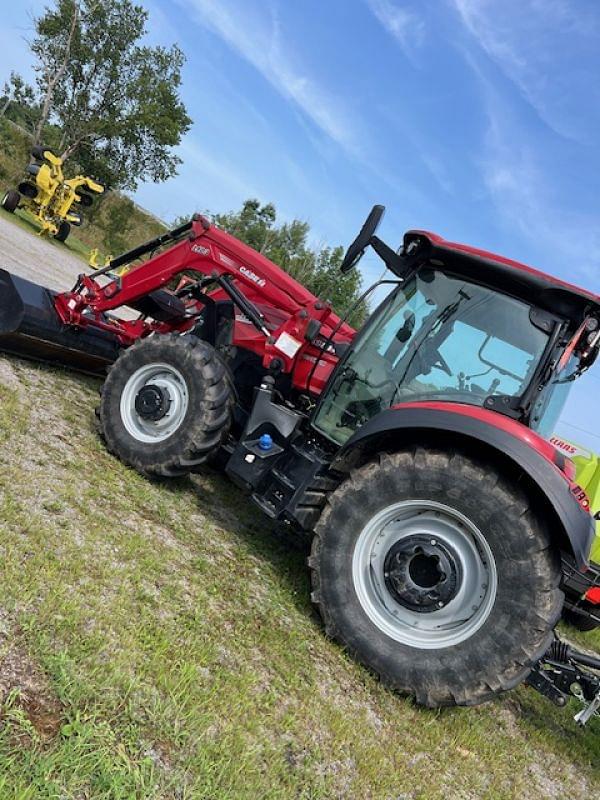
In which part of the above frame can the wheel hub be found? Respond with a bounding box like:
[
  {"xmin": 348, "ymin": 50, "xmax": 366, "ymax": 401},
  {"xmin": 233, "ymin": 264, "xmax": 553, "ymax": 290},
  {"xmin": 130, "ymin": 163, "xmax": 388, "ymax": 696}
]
[
  {"xmin": 134, "ymin": 384, "xmax": 172, "ymax": 421},
  {"xmin": 352, "ymin": 500, "xmax": 497, "ymax": 648},
  {"xmin": 383, "ymin": 535, "xmax": 460, "ymax": 613}
]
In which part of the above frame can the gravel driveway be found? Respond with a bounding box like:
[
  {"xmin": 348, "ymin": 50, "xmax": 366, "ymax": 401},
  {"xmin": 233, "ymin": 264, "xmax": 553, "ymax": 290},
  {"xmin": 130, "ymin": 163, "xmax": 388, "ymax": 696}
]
[{"xmin": 0, "ymin": 213, "xmax": 86, "ymax": 291}]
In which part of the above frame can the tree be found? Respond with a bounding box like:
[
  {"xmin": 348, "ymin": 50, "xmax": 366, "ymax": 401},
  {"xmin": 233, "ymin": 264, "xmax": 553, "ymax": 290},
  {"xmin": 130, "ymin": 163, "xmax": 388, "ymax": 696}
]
[
  {"xmin": 30, "ymin": 0, "xmax": 191, "ymax": 190},
  {"xmin": 33, "ymin": 1, "xmax": 79, "ymax": 144},
  {"xmin": 0, "ymin": 72, "xmax": 37, "ymax": 122},
  {"xmin": 208, "ymin": 199, "xmax": 367, "ymax": 327}
]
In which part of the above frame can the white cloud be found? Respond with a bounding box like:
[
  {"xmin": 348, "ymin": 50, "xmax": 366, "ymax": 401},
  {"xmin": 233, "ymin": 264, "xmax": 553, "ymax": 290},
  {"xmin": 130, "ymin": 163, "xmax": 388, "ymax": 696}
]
[
  {"xmin": 450, "ymin": 0, "xmax": 600, "ymax": 143},
  {"xmin": 366, "ymin": 0, "xmax": 425, "ymax": 55},
  {"xmin": 178, "ymin": 0, "xmax": 364, "ymax": 159},
  {"xmin": 180, "ymin": 140, "xmax": 258, "ymax": 203}
]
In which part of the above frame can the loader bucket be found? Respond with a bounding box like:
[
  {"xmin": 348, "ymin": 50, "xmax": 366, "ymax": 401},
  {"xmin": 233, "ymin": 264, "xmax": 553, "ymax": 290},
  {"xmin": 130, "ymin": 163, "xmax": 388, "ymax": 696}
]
[{"xmin": 0, "ymin": 269, "xmax": 120, "ymax": 375}]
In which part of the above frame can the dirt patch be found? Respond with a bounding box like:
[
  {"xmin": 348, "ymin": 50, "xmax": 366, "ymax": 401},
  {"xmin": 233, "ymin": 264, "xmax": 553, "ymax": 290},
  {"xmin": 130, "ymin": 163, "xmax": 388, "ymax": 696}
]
[{"xmin": 0, "ymin": 623, "xmax": 63, "ymax": 743}]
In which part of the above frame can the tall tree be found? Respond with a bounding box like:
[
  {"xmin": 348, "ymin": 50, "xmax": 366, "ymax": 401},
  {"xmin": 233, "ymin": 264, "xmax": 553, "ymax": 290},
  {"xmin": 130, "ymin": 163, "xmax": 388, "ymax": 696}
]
[
  {"xmin": 30, "ymin": 0, "xmax": 191, "ymax": 190},
  {"xmin": 209, "ymin": 199, "xmax": 367, "ymax": 327},
  {"xmin": 33, "ymin": 0, "xmax": 79, "ymax": 143}
]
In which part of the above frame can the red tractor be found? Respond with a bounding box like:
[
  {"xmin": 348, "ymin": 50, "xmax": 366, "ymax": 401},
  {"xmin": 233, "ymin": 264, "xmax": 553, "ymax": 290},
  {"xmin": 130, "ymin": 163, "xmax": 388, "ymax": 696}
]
[{"xmin": 1, "ymin": 206, "xmax": 600, "ymax": 719}]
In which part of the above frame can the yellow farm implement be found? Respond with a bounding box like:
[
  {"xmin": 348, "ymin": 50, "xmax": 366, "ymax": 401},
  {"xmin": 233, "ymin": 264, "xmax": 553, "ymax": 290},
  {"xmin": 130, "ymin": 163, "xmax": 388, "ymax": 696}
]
[{"xmin": 1, "ymin": 145, "xmax": 104, "ymax": 242}]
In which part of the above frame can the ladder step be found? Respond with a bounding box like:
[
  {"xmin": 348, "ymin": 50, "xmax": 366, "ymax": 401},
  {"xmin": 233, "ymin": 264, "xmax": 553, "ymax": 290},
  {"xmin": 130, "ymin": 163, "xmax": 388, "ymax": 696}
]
[
  {"xmin": 251, "ymin": 493, "xmax": 278, "ymax": 518},
  {"xmin": 271, "ymin": 469, "xmax": 295, "ymax": 490}
]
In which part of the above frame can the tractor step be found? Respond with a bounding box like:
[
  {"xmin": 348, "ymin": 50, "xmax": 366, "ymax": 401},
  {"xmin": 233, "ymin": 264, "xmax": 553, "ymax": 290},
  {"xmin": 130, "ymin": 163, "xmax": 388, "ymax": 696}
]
[
  {"xmin": 0, "ymin": 270, "xmax": 121, "ymax": 375},
  {"xmin": 251, "ymin": 492, "xmax": 278, "ymax": 518}
]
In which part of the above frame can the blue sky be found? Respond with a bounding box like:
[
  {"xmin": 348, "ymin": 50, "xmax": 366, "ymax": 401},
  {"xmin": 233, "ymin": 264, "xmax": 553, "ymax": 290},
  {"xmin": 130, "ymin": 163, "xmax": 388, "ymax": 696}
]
[{"xmin": 2, "ymin": 0, "xmax": 599, "ymax": 449}]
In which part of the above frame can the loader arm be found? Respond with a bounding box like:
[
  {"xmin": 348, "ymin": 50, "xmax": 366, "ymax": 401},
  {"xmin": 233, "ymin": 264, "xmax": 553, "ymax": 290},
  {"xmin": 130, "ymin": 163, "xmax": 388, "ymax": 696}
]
[{"xmin": 41, "ymin": 216, "xmax": 352, "ymax": 390}]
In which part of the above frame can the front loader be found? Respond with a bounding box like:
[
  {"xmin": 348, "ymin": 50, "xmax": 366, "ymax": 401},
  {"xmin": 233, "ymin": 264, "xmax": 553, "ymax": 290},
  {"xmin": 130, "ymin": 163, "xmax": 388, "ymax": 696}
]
[{"xmin": 1, "ymin": 206, "xmax": 600, "ymax": 721}]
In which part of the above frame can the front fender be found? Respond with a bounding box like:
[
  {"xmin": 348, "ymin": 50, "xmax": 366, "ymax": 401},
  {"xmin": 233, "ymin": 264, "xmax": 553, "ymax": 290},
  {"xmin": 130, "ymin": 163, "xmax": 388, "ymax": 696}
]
[{"xmin": 331, "ymin": 402, "xmax": 595, "ymax": 569}]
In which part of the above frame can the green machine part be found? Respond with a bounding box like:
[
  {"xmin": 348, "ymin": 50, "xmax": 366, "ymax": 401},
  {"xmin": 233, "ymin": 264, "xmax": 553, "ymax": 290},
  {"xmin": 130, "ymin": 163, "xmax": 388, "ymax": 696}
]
[
  {"xmin": 575, "ymin": 453, "xmax": 600, "ymax": 563},
  {"xmin": 551, "ymin": 436, "xmax": 600, "ymax": 563}
]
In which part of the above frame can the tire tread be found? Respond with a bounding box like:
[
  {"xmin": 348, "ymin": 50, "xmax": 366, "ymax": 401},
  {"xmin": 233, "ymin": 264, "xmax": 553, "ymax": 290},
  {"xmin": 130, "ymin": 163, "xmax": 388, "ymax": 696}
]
[{"xmin": 98, "ymin": 334, "xmax": 232, "ymax": 477}]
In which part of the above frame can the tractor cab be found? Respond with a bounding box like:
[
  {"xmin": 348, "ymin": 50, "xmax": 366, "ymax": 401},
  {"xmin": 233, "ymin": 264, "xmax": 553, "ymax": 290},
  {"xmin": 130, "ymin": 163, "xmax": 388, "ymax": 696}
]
[
  {"xmin": 312, "ymin": 212, "xmax": 600, "ymax": 448},
  {"xmin": 314, "ymin": 268, "xmax": 559, "ymax": 444}
]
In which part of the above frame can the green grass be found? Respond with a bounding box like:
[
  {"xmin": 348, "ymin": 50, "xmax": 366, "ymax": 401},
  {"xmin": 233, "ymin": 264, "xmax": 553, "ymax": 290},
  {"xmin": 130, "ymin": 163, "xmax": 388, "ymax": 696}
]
[{"xmin": 0, "ymin": 354, "xmax": 599, "ymax": 799}]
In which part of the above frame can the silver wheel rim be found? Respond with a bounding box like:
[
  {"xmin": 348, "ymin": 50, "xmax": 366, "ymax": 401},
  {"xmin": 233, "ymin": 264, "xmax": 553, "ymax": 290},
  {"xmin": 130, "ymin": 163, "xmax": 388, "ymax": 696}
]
[
  {"xmin": 120, "ymin": 362, "xmax": 189, "ymax": 443},
  {"xmin": 352, "ymin": 500, "xmax": 497, "ymax": 649}
]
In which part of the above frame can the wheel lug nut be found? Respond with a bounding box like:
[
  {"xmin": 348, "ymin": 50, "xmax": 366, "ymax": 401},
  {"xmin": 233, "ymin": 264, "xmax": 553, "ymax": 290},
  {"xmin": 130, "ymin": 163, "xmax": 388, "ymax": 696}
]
[
  {"xmin": 430, "ymin": 539, "xmax": 437, "ymax": 546},
  {"xmin": 437, "ymin": 601, "xmax": 444, "ymax": 608}
]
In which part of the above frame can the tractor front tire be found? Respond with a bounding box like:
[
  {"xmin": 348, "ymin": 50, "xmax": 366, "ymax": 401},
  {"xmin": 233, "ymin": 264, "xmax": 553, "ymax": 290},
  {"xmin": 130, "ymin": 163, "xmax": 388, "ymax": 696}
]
[
  {"xmin": 309, "ymin": 447, "xmax": 563, "ymax": 707},
  {"xmin": 1, "ymin": 189, "xmax": 20, "ymax": 213},
  {"xmin": 99, "ymin": 334, "xmax": 232, "ymax": 477},
  {"xmin": 54, "ymin": 221, "xmax": 71, "ymax": 242}
]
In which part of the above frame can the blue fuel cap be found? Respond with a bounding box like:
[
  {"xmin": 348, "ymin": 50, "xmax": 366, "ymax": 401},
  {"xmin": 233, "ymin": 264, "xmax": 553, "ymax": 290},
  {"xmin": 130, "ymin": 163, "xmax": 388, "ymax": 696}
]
[{"xmin": 258, "ymin": 433, "xmax": 273, "ymax": 451}]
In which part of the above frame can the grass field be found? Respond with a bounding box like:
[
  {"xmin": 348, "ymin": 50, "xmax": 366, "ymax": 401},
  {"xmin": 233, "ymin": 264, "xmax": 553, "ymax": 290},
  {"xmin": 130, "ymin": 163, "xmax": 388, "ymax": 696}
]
[{"xmin": 0, "ymin": 352, "xmax": 599, "ymax": 799}]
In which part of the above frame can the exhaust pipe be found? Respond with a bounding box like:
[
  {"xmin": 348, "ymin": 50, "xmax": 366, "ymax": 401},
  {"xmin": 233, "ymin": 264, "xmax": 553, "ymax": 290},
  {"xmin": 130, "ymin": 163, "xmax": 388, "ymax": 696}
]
[{"xmin": 0, "ymin": 269, "xmax": 120, "ymax": 375}]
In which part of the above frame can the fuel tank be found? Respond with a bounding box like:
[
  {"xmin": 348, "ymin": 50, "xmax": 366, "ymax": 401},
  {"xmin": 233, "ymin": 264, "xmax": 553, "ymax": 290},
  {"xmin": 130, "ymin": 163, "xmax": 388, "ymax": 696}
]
[{"xmin": 0, "ymin": 269, "xmax": 120, "ymax": 375}]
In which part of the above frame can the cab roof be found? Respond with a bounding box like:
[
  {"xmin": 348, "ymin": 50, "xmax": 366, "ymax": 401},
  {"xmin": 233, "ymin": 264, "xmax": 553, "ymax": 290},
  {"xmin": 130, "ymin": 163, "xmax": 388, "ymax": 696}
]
[{"xmin": 404, "ymin": 230, "xmax": 600, "ymax": 323}]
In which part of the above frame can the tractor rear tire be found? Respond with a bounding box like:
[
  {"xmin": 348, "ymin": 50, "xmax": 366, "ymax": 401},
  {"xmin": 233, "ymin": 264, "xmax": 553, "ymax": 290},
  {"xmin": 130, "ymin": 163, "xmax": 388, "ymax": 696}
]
[
  {"xmin": 54, "ymin": 222, "xmax": 71, "ymax": 242},
  {"xmin": 99, "ymin": 334, "xmax": 232, "ymax": 478},
  {"xmin": 309, "ymin": 447, "xmax": 563, "ymax": 707},
  {"xmin": 1, "ymin": 190, "xmax": 20, "ymax": 213}
]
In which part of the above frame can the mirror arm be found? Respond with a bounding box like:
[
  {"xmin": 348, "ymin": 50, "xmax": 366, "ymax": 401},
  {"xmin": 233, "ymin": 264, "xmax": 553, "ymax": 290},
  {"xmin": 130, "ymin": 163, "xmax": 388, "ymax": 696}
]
[{"xmin": 370, "ymin": 236, "xmax": 409, "ymax": 278}]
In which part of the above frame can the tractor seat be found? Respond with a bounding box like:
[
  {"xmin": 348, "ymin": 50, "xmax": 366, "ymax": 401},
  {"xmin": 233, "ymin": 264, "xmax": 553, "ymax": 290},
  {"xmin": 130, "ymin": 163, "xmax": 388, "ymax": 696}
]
[{"xmin": 128, "ymin": 289, "xmax": 187, "ymax": 322}]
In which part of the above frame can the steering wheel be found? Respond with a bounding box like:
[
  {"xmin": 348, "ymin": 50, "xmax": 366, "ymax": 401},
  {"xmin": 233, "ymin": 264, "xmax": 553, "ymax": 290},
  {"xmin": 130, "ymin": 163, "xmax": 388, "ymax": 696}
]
[
  {"xmin": 340, "ymin": 205, "xmax": 385, "ymax": 273},
  {"xmin": 419, "ymin": 339, "xmax": 453, "ymax": 377}
]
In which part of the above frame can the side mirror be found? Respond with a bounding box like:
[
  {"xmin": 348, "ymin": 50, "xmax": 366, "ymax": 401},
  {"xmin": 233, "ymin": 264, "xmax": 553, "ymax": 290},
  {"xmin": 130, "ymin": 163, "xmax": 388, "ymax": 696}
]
[{"xmin": 340, "ymin": 205, "xmax": 385, "ymax": 273}]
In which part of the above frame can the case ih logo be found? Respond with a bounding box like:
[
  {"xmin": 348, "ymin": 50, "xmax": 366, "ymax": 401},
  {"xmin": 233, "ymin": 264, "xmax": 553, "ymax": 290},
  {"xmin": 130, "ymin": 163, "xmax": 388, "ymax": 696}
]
[
  {"xmin": 191, "ymin": 244, "xmax": 210, "ymax": 256},
  {"xmin": 239, "ymin": 265, "xmax": 266, "ymax": 288}
]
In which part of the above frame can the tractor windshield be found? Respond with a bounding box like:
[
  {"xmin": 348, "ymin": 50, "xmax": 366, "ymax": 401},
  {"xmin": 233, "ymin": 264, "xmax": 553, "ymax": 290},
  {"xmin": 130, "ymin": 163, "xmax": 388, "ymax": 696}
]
[{"xmin": 313, "ymin": 269, "xmax": 550, "ymax": 445}]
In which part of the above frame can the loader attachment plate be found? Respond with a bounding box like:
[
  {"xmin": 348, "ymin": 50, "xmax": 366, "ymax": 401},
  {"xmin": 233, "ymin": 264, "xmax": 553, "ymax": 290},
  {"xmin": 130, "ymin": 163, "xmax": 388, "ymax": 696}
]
[{"xmin": 0, "ymin": 269, "xmax": 120, "ymax": 375}]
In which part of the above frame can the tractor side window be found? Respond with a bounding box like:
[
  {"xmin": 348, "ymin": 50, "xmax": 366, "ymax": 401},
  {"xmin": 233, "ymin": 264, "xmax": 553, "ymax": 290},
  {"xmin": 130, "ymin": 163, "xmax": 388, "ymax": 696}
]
[
  {"xmin": 435, "ymin": 325, "xmax": 535, "ymax": 398},
  {"xmin": 530, "ymin": 355, "xmax": 579, "ymax": 438}
]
